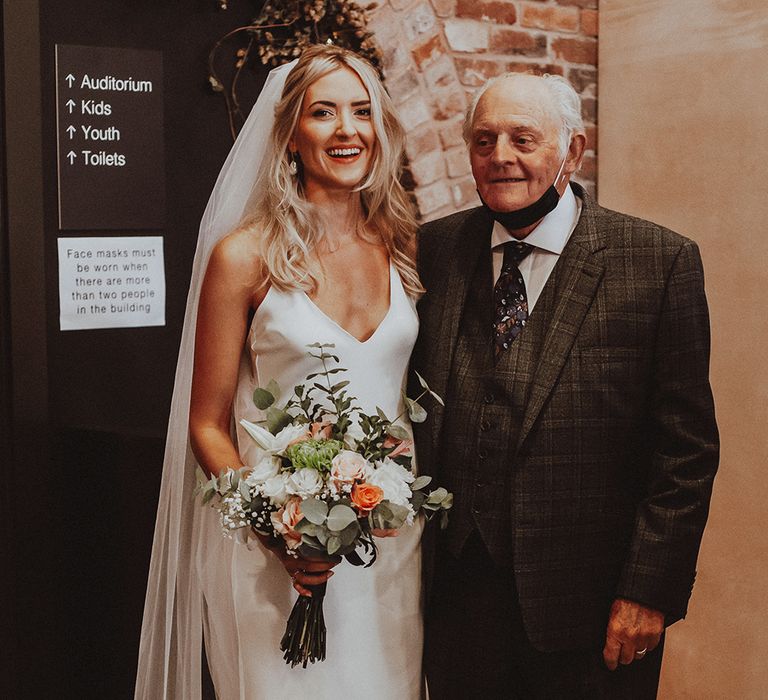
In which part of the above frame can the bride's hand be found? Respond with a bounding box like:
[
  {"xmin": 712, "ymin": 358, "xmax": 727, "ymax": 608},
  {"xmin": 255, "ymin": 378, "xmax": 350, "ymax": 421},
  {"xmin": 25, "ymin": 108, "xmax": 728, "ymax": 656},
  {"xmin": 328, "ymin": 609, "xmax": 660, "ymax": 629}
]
[
  {"xmin": 371, "ymin": 528, "xmax": 399, "ymax": 538},
  {"xmin": 256, "ymin": 533, "xmax": 338, "ymax": 597},
  {"xmin": 282, "ymin": 552, "xmax": 339, "ymax": 597}
]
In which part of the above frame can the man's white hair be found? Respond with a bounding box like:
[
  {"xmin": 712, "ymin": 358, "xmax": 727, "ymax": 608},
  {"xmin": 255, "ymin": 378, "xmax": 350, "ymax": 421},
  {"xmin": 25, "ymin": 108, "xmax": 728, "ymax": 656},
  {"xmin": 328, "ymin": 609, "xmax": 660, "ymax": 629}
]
[{"xmin": 463, "ymin": 72, "xmax": 585, "ymax": 158}]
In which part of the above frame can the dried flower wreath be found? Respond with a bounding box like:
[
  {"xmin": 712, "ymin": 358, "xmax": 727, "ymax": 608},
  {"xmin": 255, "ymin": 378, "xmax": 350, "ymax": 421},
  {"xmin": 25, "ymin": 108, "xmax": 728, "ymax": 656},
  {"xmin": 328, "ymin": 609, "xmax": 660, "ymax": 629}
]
[{"xmin": 210, "ymin": 1, "xmax": 383, "ymax": 139}]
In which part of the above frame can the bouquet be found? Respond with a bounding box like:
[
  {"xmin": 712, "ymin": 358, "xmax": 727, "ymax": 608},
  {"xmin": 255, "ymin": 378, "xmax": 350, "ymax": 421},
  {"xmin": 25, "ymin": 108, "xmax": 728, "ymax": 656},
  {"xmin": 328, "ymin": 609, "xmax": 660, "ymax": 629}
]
[{"xmin": 198, "ymin": 343, "xmax": 452, "ymax": 668}]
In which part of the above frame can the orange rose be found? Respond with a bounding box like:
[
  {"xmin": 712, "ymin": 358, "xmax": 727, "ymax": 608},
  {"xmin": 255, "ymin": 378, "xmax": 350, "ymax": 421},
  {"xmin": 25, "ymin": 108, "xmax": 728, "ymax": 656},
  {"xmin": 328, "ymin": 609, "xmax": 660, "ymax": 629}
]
[{"xmin": 351, "ymin": 482, "xmax": 384, "ymax": 513}]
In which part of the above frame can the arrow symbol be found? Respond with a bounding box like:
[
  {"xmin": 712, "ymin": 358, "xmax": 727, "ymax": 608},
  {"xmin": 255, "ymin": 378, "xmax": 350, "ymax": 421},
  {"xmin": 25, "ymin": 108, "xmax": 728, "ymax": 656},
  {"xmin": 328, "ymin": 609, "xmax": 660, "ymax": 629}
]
[
  {"xmin": 67, "ymin": 151, "xmax": 77, "ymax": 164},
  {"xmin": 65, "ymin": 73, "xmax": 76, "ymax": 88},
  {"xmin": 66, "ymin": 125, "xmax": 76, "ymax": 139},
  {"xmin": 66, "ymin": 99, "xmax": 76, "ymax": 113}
]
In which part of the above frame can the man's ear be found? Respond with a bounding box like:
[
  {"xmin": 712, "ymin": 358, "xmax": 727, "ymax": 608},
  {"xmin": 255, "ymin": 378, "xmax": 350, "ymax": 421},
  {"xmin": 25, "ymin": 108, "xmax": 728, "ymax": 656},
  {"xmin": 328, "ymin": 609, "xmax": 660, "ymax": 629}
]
[{"xmin": 566, "ymin": 133, "xmax": 587, "ymax": 173}]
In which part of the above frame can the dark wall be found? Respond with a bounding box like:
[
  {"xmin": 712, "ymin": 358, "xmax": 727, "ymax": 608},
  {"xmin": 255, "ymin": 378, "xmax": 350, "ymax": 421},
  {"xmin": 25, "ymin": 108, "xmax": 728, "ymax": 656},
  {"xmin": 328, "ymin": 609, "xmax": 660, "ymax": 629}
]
[{"xmin": 3, "ymin": 1, "xmax": 265, "ymax": 697}]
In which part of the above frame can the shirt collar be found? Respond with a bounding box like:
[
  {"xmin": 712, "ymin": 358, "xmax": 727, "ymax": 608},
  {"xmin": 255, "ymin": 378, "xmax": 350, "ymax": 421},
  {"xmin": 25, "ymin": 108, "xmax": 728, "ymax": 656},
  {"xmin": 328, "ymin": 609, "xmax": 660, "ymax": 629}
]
[{"xmin": 490, "ymin": 183, "xmax": 581, "ymax": 254}]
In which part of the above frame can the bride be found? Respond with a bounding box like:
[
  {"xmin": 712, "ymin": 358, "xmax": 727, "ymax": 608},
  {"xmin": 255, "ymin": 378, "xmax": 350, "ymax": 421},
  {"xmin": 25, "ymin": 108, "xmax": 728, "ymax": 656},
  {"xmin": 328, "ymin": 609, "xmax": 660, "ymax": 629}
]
[{"xmin": 135, "ymin": 45, "xmax": 424, "ymax": 699}]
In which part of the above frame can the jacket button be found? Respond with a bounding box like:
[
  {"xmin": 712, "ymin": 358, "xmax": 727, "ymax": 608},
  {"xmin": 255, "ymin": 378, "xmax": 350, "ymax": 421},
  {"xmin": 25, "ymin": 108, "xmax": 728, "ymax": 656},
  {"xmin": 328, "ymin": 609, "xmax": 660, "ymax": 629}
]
[
  {"xmin": 480, "ymin": 419, "xmax": 492, "ymax": 432},
  {"xmin": 483, "ymin": 393, "xmax": 494, "ymax": 404},
  {"xmin": 477, "ymin": 448, "xmax": 488, "ymax": 459}
]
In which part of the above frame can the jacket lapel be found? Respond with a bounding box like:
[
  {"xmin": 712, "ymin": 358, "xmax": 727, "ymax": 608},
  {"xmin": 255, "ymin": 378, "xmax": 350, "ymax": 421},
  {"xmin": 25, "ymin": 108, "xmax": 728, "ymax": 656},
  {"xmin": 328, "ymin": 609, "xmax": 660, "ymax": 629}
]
[
  {"xmin": 423, "ymin": 208, "xmax": 493, "ymax": 458},
  {"xmin": 516, "ymin": 188, "xmax": 607, "ymax": 450}
]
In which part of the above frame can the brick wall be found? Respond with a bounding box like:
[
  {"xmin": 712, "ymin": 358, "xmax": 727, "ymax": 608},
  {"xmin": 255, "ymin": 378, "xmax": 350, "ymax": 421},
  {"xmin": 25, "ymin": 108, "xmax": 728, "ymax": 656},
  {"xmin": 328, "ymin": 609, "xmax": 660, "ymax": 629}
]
[{"xmin": 364, "ymin": 0, "xmax": 598, "ymax": 220}]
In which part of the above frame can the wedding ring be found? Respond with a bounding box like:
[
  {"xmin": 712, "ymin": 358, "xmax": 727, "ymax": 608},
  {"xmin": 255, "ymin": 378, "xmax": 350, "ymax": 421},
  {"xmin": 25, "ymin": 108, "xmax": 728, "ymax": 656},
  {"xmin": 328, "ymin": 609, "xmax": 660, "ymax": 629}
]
[{"xmin": 635, "ymin": 647, "xmax": 648, "ymax": 658}]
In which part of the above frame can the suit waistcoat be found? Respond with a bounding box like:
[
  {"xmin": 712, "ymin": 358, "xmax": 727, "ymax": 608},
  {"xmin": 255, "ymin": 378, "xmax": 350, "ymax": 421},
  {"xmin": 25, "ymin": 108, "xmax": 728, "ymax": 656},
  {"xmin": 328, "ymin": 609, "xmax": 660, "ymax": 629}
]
[{"xmin": 438, "ymin": 248, "xmax": 532, "ymax": 567}]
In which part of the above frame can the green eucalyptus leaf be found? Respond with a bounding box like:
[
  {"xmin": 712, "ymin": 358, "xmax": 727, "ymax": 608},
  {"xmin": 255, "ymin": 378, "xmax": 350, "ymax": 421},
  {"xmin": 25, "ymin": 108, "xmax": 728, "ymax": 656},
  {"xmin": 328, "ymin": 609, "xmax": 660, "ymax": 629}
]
[
  {"xmin": 327, "ymin": 535, "xmax": 342, "ymax": 555},
  {"xmin": 327, "ymin": 504, "xmax": 357, "ymax": 531},
  {"xmin": 374, "ymin": 501, "xmax": 394, "ymax": 521},
  {"xmin": 376, "ymin": 406, "xmax": 389, "ymax": 422},
  {"xmin": 409, "ymin": 490, "xmax": 427, "ymax": 512},
  {"xmin": 330, "ymin": 380, "xmax": 350, "ymax": 393},
  {"xmin": 429, "ymin": 389, "xmax": 445, "ymax": 406},
  {"xmin": 386, "ymin": 424, "xmax": 410, "ymax": 441},
  {"xmin": 295, "ymin": 519, "xmax": 317, "ymax": 536},
  {"xmin": 315, "ymin": 525, "xmax": 330, "ymax": 545},
  {"xmin": 252, "ymin": 387, "xmax": 275, "ymax": 410},
  {"xmin": 266, "ymin": 407, "xmax": 292, "ymax": 434},
  {"xmin": 385, "ymin": 502, "xmax": 411, "ymax": 528},
  {"xmin": 300, "ymin": 497, "xmax": 329, "ymax": 525},
  {"xmin": 406, "ymin": 399, "xmax": 427, "ymax": 424},
  {"xmin": 338, "ymin": 520, "xmax": 361, "ymax": 546},
  {"xmin": 427, "ymin": 487, "xmax": 449, "ymax": 505},
  {"xmin": 411, "ymin": 475, "xmax": 432, "ymax": 491}
]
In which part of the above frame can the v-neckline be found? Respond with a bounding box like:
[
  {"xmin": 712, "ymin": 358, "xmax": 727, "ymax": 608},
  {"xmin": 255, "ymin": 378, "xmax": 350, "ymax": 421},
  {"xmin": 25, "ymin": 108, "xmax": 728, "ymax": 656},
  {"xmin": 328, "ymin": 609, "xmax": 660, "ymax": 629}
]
[{"xmin": 301, "ymin": 263, "xmax": 395, "ymax": 345}]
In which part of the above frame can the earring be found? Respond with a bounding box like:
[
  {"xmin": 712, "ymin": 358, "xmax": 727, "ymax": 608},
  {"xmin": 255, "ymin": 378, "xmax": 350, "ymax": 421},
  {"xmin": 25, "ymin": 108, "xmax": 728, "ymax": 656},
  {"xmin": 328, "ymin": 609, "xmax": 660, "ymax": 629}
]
[{"xmin": 288, "ymin": 152, "xmax": 298, "ymax": 176}]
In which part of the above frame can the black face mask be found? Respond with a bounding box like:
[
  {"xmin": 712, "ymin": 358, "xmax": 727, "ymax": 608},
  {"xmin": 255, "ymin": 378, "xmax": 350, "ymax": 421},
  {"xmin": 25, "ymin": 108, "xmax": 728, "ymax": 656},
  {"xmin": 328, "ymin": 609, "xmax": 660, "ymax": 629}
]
[{"xmin": 479, "ymin": 158, "xmax": 567, "ymax": 231}]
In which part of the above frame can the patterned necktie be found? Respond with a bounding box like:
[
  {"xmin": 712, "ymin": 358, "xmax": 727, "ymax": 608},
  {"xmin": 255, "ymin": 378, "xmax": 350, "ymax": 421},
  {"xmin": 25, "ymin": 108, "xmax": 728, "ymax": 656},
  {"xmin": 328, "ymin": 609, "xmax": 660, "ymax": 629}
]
[{"xmin": 493, "ymin": 241, "xmax": 533, "ymax": 360}]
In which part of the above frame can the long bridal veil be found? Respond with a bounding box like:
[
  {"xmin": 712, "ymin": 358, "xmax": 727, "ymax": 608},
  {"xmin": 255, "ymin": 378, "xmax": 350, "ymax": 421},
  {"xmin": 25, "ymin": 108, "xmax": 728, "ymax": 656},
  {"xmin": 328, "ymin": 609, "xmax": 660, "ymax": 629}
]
[{"xmin": 135, "ymin": 59, "xmax": 297, "ymax": 699}]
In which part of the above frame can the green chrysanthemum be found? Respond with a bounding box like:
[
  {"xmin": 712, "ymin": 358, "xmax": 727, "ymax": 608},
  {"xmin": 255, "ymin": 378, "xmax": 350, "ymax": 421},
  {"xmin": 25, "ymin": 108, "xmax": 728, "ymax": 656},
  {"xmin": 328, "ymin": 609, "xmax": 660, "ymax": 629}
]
[{"xmin": 285, "ymin": 438, "xmax": 344, "ymax": 473}]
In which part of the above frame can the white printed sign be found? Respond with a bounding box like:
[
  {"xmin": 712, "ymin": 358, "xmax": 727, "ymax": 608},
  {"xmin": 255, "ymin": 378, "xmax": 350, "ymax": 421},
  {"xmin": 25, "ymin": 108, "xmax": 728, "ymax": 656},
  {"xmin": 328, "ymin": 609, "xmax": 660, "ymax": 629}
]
[{"xmin": 58, "ymin": 236, "xmax": 165, "ymax": 330}]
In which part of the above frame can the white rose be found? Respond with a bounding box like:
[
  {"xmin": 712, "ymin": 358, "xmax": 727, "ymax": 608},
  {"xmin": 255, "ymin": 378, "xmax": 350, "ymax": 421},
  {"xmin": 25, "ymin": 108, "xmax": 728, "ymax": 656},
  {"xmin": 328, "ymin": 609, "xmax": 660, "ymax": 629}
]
[
  {"xmin": 368, "ymin": 457, "xmax": 414, "ymax": 507},
  {"xmin": 286, "ymin": 467, "xmax": 324, "ymax": 498},
  {"xmin": 261, "ymin": 473, "xmax": 290, "ymax": 506},
  {"xmin": 330, "ymin": 450, "xmax": 370, "ymax": 484},
  {"xmin": 245, "ymin": 456, "xmax": 280, "ymax": 485}
]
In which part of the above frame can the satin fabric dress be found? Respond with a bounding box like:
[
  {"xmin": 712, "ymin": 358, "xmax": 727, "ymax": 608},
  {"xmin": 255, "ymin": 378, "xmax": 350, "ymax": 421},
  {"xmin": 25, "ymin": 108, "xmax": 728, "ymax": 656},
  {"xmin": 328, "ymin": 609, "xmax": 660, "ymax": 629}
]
[{"xmin": 198, "ymin": 263, "xmax": 423, "ymax": 699}]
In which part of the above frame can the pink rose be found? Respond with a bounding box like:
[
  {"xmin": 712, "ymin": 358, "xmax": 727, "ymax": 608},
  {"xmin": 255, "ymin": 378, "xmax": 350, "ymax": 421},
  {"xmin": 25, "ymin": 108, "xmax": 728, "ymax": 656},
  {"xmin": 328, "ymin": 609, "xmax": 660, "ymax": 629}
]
[
  {"xmin": 330, "ymin": 450, "xmax": 370, "ymax": 486},
  {"xmin": 310, "ymin": 421, "xmax": 333, "ymax": 440},
  {"xmin": 270, "ymin": 496, "xmax": 304, "ymax": 549},
  {"xmin": 383, "ymin": 436, "xmax": 413, "ymax": 458}
]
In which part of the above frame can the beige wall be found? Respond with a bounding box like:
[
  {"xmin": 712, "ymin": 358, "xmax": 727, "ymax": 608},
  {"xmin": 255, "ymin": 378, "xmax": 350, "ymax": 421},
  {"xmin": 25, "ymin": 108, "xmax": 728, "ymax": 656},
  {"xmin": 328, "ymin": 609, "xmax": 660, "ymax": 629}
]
[{"xmin": 599, "ymin": 1, "xmax": 768, "ymax": 697}]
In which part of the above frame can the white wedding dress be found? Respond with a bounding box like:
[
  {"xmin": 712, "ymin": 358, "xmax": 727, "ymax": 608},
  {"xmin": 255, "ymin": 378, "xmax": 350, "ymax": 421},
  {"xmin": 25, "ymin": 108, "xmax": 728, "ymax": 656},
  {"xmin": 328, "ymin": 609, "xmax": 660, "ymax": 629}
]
[{"xmin": 198, "ymin": 262, "xmax": 423, "ymax": 699}]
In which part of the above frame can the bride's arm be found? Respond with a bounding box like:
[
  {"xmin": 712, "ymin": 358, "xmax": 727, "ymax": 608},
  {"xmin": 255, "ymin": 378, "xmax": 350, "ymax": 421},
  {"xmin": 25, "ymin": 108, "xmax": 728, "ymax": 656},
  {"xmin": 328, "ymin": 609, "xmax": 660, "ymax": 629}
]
[
  {"xmin": 189, "ymin": 231, "xmax": 336, "ymax": 595},
  {"xmin": 189, "ymin": 232, "xmax": 265, "ymax": 476}
]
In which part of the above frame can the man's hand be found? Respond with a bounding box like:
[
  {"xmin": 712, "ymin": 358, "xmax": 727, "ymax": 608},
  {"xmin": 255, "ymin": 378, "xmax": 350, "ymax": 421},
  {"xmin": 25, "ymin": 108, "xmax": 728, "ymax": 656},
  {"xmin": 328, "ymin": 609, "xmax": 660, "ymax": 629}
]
[{"xmin": 602, "ymin": 598, "xmax": 665, "ymax": 670}]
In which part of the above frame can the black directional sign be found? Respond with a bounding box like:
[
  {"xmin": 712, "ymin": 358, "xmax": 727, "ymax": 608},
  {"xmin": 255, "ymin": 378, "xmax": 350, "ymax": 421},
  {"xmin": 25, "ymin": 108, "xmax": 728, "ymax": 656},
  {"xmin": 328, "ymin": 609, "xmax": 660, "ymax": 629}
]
[{"xmin": 55, "ymin": 44, "xmax": 164, "ymax": 230}]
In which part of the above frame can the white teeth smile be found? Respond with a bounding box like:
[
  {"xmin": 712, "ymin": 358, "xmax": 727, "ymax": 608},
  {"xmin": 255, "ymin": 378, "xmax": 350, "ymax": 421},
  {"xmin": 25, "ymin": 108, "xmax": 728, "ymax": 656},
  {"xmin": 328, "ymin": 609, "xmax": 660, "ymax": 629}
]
[{"xmin": 327, "ymin": 147, "xmax": 361, "ymax": 157}]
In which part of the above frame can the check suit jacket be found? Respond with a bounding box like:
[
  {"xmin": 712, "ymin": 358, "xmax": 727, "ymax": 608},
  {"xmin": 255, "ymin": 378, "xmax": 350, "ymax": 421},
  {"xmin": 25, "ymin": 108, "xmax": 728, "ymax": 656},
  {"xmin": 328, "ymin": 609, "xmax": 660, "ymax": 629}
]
[{"xmin": 412, "ymin": 183, "xmax": 719, "ymax": 651}]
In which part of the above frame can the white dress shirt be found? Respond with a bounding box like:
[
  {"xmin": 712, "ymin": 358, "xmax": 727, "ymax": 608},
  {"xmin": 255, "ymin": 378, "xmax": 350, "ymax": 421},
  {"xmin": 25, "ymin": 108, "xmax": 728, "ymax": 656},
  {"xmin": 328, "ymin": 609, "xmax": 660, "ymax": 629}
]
[{"xmin": 491, "ymin": 185, "xmax": 583, "ymax": 312}]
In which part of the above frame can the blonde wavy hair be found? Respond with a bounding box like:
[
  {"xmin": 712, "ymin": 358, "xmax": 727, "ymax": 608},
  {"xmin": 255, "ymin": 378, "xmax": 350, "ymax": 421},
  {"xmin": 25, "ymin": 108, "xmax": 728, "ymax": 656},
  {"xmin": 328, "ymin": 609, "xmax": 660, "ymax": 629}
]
[{"xmin": 242, "ymin": 44, "xmax": 422, "ymax": 296}]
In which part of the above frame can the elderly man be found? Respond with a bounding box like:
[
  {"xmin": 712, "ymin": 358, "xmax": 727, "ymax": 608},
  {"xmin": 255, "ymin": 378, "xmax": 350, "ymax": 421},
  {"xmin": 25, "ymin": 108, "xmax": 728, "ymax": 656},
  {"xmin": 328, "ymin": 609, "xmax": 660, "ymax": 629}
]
[{"xmin": 413, "ymin": 73, "xmax": 719, "ymax": 697}]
